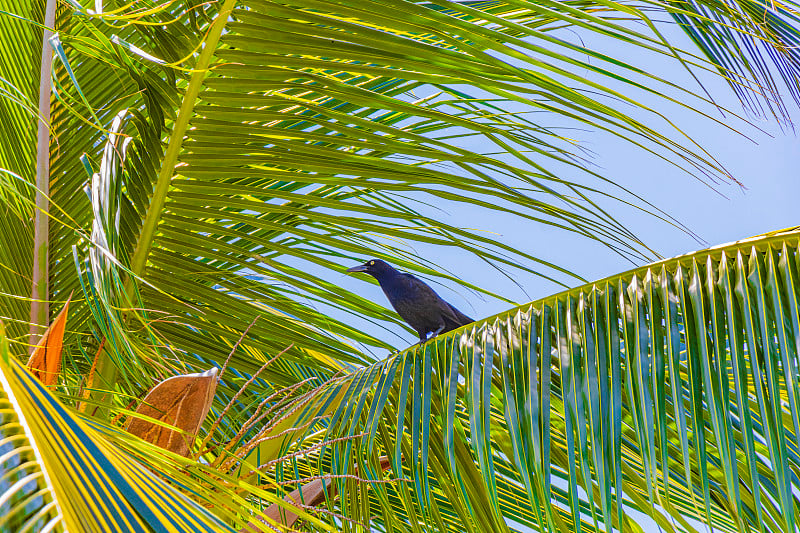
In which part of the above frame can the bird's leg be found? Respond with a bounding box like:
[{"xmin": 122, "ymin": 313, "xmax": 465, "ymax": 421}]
[
  {"xmin": 417, "ymin": 331, "xmax": 428, "ymax": 345},
  {"xmin": 431, "ymin": 324, "xmax": 446, "ymax": 338}
]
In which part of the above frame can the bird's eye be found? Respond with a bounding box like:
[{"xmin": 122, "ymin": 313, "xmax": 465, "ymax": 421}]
[{"xmin": 369, "ymin": 261, "xmax": 374, "ymax": 266}]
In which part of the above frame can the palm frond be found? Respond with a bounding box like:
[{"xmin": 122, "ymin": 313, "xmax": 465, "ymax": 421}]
[
  {"xmin": 3, "ymin": 0, "xmax": 800, "ymax": 381},
  {"xmin": 0, "ymin": 333, "xmax": 240, "ymax": 532},
  {"xmin": 0, "ymin": 319, "xmax": 353, "ymax": 532},
  {"xmin": 0, "ymin": 1, "xmax": 42, "ymax": 347},
  {"xmin": 664, "ymin": 0, "xmax": 800, "ymax": 121},
  {"xmin": 260, "ymin": 227, "xmax": 800, "ymax": 532}
]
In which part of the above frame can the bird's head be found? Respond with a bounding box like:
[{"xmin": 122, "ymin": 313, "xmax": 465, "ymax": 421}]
[{"xmin": 346, "ymin": 259, "xmax": 394, "ymax": 278}]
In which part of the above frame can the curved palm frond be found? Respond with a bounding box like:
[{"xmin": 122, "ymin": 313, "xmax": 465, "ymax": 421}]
[
  {"xmin": 256, "ymin": 227, "xmax": 800, "ymax": 532},
  {"xmin": 0, "ymin": 327, "xmax": 60, "ymax": 533}
]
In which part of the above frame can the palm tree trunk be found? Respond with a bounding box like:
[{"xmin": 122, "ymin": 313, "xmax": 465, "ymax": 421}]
[{"xmin": 29, "ymin": 0, "xmax": 57, "ymax": 351}]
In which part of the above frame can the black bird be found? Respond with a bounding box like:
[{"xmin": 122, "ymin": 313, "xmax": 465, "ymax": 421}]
[{"xmin": 346, "ymin": 259, "xmax": 474, "ymax": 344}]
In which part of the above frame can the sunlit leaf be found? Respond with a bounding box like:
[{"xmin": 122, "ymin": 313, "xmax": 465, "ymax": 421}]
[{"xmin": 26, "ymin": 295, "xmax": 70, "ymax": 386}]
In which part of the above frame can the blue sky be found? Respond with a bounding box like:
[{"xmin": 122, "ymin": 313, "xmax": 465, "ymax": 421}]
[{"xmin": 336, "ymin": 18, "xmax": 800, "ymax": 353}]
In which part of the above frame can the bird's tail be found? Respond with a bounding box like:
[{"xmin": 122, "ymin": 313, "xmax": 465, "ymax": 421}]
[{"xmin": 443, "ymin": 304, "xmax": 474, "ymax": 333}]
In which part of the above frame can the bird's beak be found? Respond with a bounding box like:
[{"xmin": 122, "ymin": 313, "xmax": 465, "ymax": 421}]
[{"xmin": 346, "ymin": 263, "xmax": 369, "ymax": 274}]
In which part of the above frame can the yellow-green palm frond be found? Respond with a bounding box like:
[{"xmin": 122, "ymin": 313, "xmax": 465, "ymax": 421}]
[
  {"xmin": 266, "ymin": 227, "xmax": 800, "ymax": 532},
  {"xmin": 0, "ymin": 344, "xmax": 240, "ymax": 533}
]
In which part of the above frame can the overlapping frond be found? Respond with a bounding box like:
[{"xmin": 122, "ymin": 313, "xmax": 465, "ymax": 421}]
[
  {"xmin": 0, "ymin": 327, "xmax": 60, "ymax": 533},
  {"xmin": 0, "ymin": 339, "xmax": 239, "ymax": 532},
  {"xmin": 665, "ymin": 0, "xmax": 800, "ymax": 120},
  {"xmin": 1, "ymin": 0, "xmax": 798, "ymax": 385},
  {"xmin": 0, "ymin": 321, "xmax": 349, "ymax": 533}
]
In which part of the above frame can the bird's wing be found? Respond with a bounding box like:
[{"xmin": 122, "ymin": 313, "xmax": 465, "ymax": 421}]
[
  {"xmin": 399, "ymin": 274, "xmax": 456, "ymax": 306},
  {"xmin": 385, "ymin": 273, "xmax": 440, "ymax": 324},
  {"xmin": 397, "ymin": 273, "xmax": 434, "ymax": 296},
  {"xmin": 393, "ymin": 273, "xmax": 473, "ymax": 333},
  {"xmin": 398, "ymin": 274, "xmax": 474, "ymax": 330}
]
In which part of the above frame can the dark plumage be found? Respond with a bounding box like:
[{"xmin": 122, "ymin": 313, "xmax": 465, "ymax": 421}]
[{"xmin": 346, "ymin": 259, "xmax": 473, "ymax": 344}]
